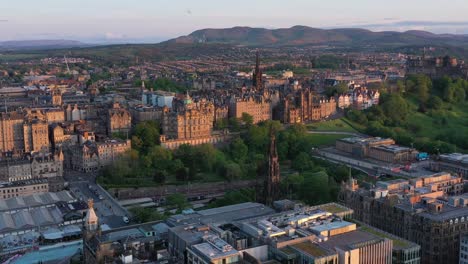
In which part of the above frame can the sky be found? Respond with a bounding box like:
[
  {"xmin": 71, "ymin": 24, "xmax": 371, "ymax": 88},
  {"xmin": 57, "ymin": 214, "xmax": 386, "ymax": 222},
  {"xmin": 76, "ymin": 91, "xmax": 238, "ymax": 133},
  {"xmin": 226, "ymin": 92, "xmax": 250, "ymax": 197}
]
[{"xmin": 2, "ymin": 0, "xmax": 468, "ymax": 43}]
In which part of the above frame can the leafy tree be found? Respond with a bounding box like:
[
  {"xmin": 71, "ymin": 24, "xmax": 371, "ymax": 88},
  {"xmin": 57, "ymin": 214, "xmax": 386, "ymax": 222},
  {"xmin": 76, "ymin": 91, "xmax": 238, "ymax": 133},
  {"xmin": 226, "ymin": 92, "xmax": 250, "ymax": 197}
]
[
  {"xmin": 292, "ymin": 152, "xmax": 314, "ymax": 172},
  {"xmin": 222, "ymin": 162, "xmax": 243, "ymax": 181},
  {"xmin": 133, "ymin": 121, "xmax": 160, "ymax": 153},
  {"xmin": 241, "ymin": 112, "xmax": 254, "ymax": 126},
  {"xmin": 166, "ymin": 194, "xmax": 189, "ymax": 211},
  {"xmin": 381, "ymin": 94, "xmax": 409, "ymax": 125},
  {"xmin": 229, "ymin": 138, "xmax": 248, "ymax": 164},
  {"xmin": 406, "ymin": 74, "xmax": 432, "ymax": 102},
  {"xmin": 214, "ymin": 118, "xmax": 228, "ymax": 130},
  {"xmin": 129, "ymin": 207, "xmax": 165, "ymax": 223},
  {"xmin": 426, "ymin": 96, "xmax": 443, "ymax": 110},
  {"xmin": 195, "ymin": 144, "xmax": 217, "ymax": 172},
  {"xmin": 228, "ymin": 117, "xmax": 241, "ymax": 132},
  {"xmin": 325, "ymin": 83, "xmax": 349, "ymax": 97}
]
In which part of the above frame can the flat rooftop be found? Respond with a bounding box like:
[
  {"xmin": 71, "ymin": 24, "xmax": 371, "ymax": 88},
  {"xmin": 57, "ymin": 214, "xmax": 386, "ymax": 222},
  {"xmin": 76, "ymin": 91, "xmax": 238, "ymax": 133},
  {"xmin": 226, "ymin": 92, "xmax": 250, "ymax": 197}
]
[
  {"xmin": 359, "ymin": 226, "xmax": 417, "ymax": 250},
  {"xmin": 320, "ymin": 229, "xmax": 382, "ymax": 251},
  {"xmin": 315, "ymin": 203, "xmax": 351, "ymax": 214},
  {"xmin": 290, "ymin": 241, "xmax": 334, "ymax": 258},
  {"xmin": 310, "ymin": 220, "xmax": 355, "ymax": 234},
  {"xmin": 167, "ymin": 202, "xmax": 275, "ymax": 226},
  {"xmin": 372, "ymin": 144, "xmax": 413, "ymax": 153},
  {"xmin": 192, "ymin": 237, "xmax": 239, "ymax": 261},
  {"xmin": 439, "ymin": 153, "xmax": 468, "ymax": 165}
]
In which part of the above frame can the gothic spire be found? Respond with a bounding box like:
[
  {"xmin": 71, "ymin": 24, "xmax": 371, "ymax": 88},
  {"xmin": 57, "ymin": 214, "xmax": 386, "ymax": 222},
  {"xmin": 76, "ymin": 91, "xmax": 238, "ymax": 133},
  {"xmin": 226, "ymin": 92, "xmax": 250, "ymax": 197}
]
[
  {"xmin": 264, "ymin": 126, "xmax": 280, "ymax": 206},
  {"xmin": 253, "ymin": 50, "xmax": 263, "ymax": 90}
]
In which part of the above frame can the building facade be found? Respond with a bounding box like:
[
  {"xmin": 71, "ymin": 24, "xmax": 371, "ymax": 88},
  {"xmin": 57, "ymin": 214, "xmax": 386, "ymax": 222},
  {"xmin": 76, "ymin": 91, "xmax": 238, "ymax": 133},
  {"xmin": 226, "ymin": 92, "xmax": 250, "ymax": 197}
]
[{"xmin": 340, "ymin": 173, "xmax": 465, "ymax": 264}]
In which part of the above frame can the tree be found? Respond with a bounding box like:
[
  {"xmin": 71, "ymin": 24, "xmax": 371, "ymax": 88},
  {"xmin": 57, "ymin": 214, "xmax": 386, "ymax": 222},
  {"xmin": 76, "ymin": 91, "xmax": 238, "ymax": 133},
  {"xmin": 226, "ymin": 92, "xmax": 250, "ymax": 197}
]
[
  {"xmin": 229, "ymin": 117, "xmax": 240, "ymax": 132},
  {"xmin": 174, "ymin": 144, "xmax": 197, "ymax": 179},
  {"xmin": 133, "ymin": 121, "xmax": 160, "ymax": 153},
  {"xmin": 241, "ymin": 112, "xmax": 254, "ymax": 126},
  {"xmin": 325, "ymin": 83, "xmax": 349, "ymax": 97},
  {"xmin": 222, "ymin": 162, "xmax": 242, "ymax": 181},
  {"xmin": 166, "ymin": 194, "xmax": 189, "ymax": 211},
  {"xmin": 147, "ymin": 146, "xmax": 172, "ymax": 169},
  {"xmin": 129, "ymin": 207, "xmax": 165, "ymax": 223},
  {"xmin": 194, "ymin": 144, "xmax": 217, "ymax": 172},
  {"xmin": 426, "ymin": 96, "xmax": 443, "ymax": 110},
  {"xmin": 396, "ymin": 80, "xmax": 406, "ymax": 94},
  {"xmin": 381, "ymin": 94, "xmax": 409, "ymax": 125},
  {"xmin": 292, "ymin": 152, "xmax": 314, "ymax": 172},
  {"xmin": 229, "ymin": 138, "xmax": 248, "ymax": 164},
  {"xmin": 214, "ymin": 118, "xmax": 228, "ymax": 130},
  {"xmin": 406, "ymin": 74, "xmax": 432, "ymax": 103}
]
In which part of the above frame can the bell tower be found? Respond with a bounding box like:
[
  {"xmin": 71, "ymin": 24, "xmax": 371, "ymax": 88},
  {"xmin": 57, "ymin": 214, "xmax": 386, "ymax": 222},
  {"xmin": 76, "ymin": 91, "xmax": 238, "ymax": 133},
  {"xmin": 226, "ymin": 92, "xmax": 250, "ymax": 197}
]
[{"xmin": 52, "ymin": 89, "xmax": 63, "ymax": 107}]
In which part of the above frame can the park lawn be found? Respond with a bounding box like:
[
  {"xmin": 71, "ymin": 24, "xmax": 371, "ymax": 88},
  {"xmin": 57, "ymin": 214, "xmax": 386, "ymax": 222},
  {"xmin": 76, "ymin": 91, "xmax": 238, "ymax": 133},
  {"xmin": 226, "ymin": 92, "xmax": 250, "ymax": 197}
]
[
  {"xmin": 307, "ymin": 134, "xmax": 348, "ymax": 147},
  {"xmin": 307, "ymin": 119, "xmax": 358, "ymax": 133}
]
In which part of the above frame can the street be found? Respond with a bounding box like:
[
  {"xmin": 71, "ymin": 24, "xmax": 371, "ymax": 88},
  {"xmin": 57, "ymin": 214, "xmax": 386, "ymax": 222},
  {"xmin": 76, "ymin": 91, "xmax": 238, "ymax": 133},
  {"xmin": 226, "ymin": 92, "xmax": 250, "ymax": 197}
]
[{"xmin": 64, "ymin": 170, "xmax": 129, "ymax": 228}]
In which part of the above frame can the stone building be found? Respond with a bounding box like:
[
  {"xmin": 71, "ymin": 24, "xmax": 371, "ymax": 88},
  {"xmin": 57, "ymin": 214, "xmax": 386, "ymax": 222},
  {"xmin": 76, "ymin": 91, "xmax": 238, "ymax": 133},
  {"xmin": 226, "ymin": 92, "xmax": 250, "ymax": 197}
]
[
  {"xmin": 0, "ymin": 151, "xmax": 64, "ymax": 182},
  {"xmin": 278, "ymin": 89, "xmax": 337, "ymax": 124},
  {"xmin": 430, "ymin": 153, "xmax": 468, "ymax": 178},
  {"xmin": 69, "ymin": 139, "xmax": 131, "ymax": 172},
  {"xmin": 340, "ymin": 172, "xmax": 465, "ymax": 264},
  {"xmin": 0, "ymin": 112, "xmax": 25, "ymax": 157},
  {"xmin": 51, "ymin": 88, "xmax": 63, "ymax": 106},
  {"xmin": 69, "ymin": 142, "xmax": 100, "ymax": 172},
  {"xmin": 23, "ymin": 119, "xmax": 49, "ymax": 153},
  {"xmin": 130, "ymin": 106, "xmax": 164, "ymax": 124},
  {"xmin": 107, "ymin": 103, "xmax": 131, "ymax": 136},
  {"xmin": 96, "ymin": 139, "xmax": 131, "ymax": 167},
  {"xmin": 25, "ymin": 108, "xmax": 65, "ymax": 124},
  {"xmin": 162, "ymin": 94, "xmax": 214, "ymax": 140},
  {"xmin": 0, "ymin": 179, "xmax": 49, "ymax": 200},
  {"xmin": 229, "ymin": 96, "xmax": 271, "ymax": 124},
  {"xmin": 336, "ymin": 137, "xmax": 417, "ymax": 163},
  {"xmin": 407, "ymin": 54, "xmax": 468, "ymax": 79}
]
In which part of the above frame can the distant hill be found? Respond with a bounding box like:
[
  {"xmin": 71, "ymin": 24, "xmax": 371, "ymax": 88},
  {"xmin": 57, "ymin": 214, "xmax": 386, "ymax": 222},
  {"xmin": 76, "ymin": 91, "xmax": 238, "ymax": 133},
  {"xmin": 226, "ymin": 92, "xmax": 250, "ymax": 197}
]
[
  {"xmin": 166, "ymin": 26, "xmax": 468, "ymax": 47},
  {"xmin": 0, "ymin": 40, "xmax": 91, "ymax": 50}
]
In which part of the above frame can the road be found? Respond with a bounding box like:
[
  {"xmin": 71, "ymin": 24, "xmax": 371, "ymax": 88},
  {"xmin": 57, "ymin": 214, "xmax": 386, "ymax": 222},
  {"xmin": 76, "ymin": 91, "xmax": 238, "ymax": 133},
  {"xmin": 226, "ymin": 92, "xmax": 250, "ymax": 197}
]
[{"xmin": 64, "ymin": 170, "xmax": 129, "ymax": 228}]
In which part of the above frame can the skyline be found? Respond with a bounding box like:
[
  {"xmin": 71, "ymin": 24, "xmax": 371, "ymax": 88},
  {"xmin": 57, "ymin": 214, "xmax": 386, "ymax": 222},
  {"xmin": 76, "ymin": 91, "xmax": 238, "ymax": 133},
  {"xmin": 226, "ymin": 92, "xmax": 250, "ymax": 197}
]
[{"xmin": 2, "ymin": 0, "xmax": 468, "ymax": 43}]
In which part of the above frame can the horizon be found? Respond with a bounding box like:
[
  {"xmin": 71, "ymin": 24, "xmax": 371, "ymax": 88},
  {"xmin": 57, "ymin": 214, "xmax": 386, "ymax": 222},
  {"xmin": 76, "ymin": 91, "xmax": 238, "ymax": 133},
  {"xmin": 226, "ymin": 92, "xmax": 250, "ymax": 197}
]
[
  {"xmin": 2, "ymin": 0, "xmax": 468, "ymax": 44},
  {"xmin": 2, "ymin": 25, "xmax": 468, "ymax": 45}
]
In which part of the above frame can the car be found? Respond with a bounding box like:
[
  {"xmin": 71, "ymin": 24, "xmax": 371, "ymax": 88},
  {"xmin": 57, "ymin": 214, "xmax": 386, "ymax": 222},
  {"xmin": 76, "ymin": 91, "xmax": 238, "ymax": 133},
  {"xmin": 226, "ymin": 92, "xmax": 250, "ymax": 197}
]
[
  {"xmin": 123, "ymin": 216, "xmax": 129, "ymax": 224},
  {"xmin": 99, "ymin": 195, "xmax": 104, "ymax": 200}
]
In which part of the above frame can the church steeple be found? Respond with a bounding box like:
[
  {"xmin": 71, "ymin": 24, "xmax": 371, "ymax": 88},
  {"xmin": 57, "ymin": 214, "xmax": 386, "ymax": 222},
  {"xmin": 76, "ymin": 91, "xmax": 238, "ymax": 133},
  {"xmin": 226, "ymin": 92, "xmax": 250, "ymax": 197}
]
[{"xmin": 252, "ymin": 50, "xmax": 263, "ymax": 90}]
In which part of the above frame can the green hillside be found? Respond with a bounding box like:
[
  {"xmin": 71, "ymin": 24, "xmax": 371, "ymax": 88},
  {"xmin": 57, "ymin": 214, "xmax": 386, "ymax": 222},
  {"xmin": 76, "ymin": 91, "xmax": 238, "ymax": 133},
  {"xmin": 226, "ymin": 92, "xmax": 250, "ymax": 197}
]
[{"xmin": 346, "ymin": 75, "xmax": 468, "ymax": 153}]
